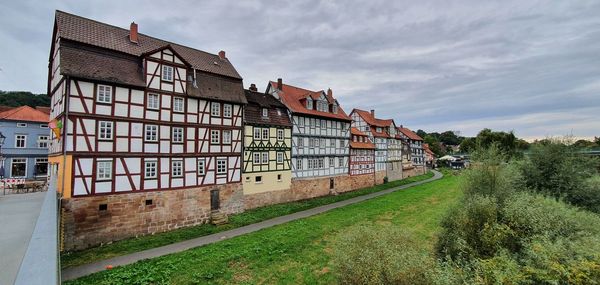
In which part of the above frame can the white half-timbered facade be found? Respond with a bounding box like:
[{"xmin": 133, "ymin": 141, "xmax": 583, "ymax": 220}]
[
  {"xmin": 349, "ymin": 128, "xmax": 375, "ymax": 176},
  {"xmin": 267, "ymin": 80, "xmax": 352, "ymax": 179},
  {"xmin": 398, "ymin": 127, "xmax": 425, "ymax": 167}
]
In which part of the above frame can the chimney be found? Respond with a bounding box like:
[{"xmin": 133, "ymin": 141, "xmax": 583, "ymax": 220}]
[
  {"xmin": 249, "ymin": 83, "xmax": 257, "ymax": 92},
  {"xmin": 218, "ymin": 50, "xmax": 226, "ymax": 60},
  {"xmin": 277, "ymin": 78, "xmax": 283, "ymax": 90},
  {"xmin": 327, "ymin": 88, "xmax": 333, "ymax": 100},
  {"xmin": 129, "ymin": 22, "xmax": 138, "ymax": 43},
  {"xmin": 370, "ymin": 109, "xmax": 375, "ymax": 117}
]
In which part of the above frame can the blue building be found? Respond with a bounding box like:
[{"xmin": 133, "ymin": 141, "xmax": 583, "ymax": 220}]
[{"xmin": 0, "ymin": 106, "xmax": 50, "ymax": 180}]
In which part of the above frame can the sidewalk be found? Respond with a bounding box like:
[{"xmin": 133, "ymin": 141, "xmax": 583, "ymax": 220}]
[
  {"xmin": 62, "ymin": 170, "xmax": 443, "ymax": 281},
  {"xmin": 0, "ymin": 192, "xmax": 46, "ymax": 285}
]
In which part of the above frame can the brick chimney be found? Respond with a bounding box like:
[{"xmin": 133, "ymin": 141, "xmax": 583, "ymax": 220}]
[
  {"xmin": 249, "ymin": 83, "xmax": 257, "ymax": 92},
  {"xmin": 218, "ymin": 50, "xmax": 226, "ymax": 60},
  {"xmin": 327, "ymin": 88, "xmax": 333, "ymax": 101},
  {"xmin": 370, "ymin": 109, "xmax": 375, "ymax": 117},
  {"xmin": 277, "ymin": 78, "xmax": 283, "ymax": 90},
  {"xmin": 129, "ymin": 22, "xmax": 138, "ymax": 43}
]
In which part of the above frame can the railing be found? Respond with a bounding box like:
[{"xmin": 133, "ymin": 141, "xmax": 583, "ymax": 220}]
[{"xmin": 14, "ymin": 176, "xmax": 59, "ymax": 285}]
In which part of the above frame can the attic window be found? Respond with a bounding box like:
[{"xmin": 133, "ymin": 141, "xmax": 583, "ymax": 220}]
[
  {"xmin": 262, "ymin": 108, "xmax": 268, "ymax": 117},
  {"xmin": 332, "ymin": 105, "xmax": 338, "ymax": 114},
  {"xmin": 307, "ymin": 98, "xmax": 313, "ymax": 109}
]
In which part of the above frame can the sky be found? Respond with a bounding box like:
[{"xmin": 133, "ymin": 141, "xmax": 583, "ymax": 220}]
[{"xmin": 0, "ymin": 0, "xmax": 599, "ymax": 140}]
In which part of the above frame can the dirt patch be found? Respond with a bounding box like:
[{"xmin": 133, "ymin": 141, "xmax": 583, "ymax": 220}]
[
  {"xmin": 425, "ymin": 197, "xmax": 440, "ymax": 205},
  {"xmin": 229, "ymin": 260, "xmax": 252, "ymax": 283}
]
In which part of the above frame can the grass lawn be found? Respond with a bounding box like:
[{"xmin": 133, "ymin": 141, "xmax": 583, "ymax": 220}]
[
  {"xmin": 66, "ymin": 172, "xmax": 462, "ymax": 285},
  {"xmin": 62, "ymin": 172, "xmax": 435, "ymax": 269}
]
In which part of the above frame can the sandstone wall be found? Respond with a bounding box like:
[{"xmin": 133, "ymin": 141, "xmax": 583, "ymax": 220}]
[
  {"xmin": 62, "ymin": 183, "xmax": 243, "ymax": 251},
  {"xmin": 386, "ymin": 161, "xmax": 403, "ymax": 182},
  {"xmin": 375, "ymin": 170, "xmax": 386, "ymax": 185}
]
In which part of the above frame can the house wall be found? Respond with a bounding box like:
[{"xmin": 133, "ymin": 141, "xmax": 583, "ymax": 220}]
[{"xmin": 0, "ymin": 119, "xmax": 50, "ymax": 179}]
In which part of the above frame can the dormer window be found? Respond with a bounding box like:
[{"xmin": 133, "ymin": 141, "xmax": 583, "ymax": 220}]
[
  {"xmin": 377, "ymin": 127, "xmax": 382, "ymax": 133},
  {"xmin": 332, "ymin": 104, "xmax": 338, "ymax": 114},
  {"xmin": 307, "ymin": 98, "xmax": 313, "ymax": 109},
  {"xmin": 262, "ymin": 108, "xmax": 268, "ymax": 117},
  {"xmin": 162, "ymin": 65, "xmax": 173, "ymax": 81}
]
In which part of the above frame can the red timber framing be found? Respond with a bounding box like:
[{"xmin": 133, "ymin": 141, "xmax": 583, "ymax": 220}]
[{"xmin": 349, "ymin": 128, "xmax": 376, "ymax": 176}]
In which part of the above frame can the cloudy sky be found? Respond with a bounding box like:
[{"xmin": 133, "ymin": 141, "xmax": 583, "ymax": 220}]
[{"xmin": 1, "ymin": 0, "xmax": 599, "ymax": 140}]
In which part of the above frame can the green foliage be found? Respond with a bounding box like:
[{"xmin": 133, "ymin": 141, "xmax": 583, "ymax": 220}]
[
  {"xmin": 425, "ymin": 135, "xmax": 447, "ymax": 157},
  {"xmin": 0, "ymin": 90, "xmax": 50, "ymax": 107}
]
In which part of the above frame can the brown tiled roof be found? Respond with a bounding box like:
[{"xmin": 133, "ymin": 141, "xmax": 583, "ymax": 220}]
[
  {"xmin": 55, "ymin": 10, "xmax": 242, "ymax": 79},
  {"xmin": 352, "ymin": 109, "xmax": 393, "ymax": 127},
  {"xmin": 186, "ymin": 72, "xmax": 246, "ymax": 104},
  {"xmin": 398, "ymin": 127, "xmax": 423, "ymax": 141},
  {"xmin": 350, "ymin": 127, "xmax": 375, "ymax": 149},
  {"xmin": 244, "ymin": 89, "xmax": 292, "ymax": 127},
  {"xmin": 0, "ymin": 106, "xmax": 49, "ymax": 123},
  {"xmin": 35, "ymin": 106, "xmax": 51, "ymax": 115},
  {"xmin": 268, "ymin": 81, "xmax": 351, "ymax": 121}
]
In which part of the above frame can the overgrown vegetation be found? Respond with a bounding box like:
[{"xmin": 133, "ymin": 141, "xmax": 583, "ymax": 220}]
[
  {"xmin": 62, "ymin": 171, "xmax": 434, "ymax": 268},
  {"xmin": 0, "ymin": 90, "xmax": 50, "ymax": 107},
  {"xmin": 333, "ymin": 141, "xmax": 600, "ymax": 285}
]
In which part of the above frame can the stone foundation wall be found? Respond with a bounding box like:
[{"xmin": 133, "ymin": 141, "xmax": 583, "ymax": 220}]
[
  {"xmin": 403, "ymin": 167, "xmax": 417, "ymax": 178},
  {"xmin": 375, "ymin": 170, "xmax": 386, "ymax": 185},
  {"xmin": 386, "ymin": 161, "xmax": 404, "ymax": 182},
  {"xmin": 62, "ymin": 183, "xmax": 243, "ymax": 251},
  {"xmin": 244, "ymin": 189, "xmax": 291, "ymax": 210}
]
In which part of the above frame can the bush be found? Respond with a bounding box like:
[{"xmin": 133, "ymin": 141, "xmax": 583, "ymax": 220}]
[{"xmin": 332, "ymin": 225, "xmax": 437, "ymax": 285}]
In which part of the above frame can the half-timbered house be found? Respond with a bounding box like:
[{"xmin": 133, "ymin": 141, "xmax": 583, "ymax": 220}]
[
  {"xmin": 242, "ymin": 84, "xmax": 292, "ymax": 209},
  {"xmin": 47, "ymin": 11, "xmax": 247, "ymax": 250},
  {"xmin": 398, "ymin": 126, "xmax": 426, "ymax": 176},
  {"xmin": 349, "ymin": 127, "xmax": 375, "ymax": 178}
]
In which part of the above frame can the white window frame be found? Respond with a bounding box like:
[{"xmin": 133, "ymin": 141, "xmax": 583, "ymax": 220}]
[
  {"xmin": 296, "ymin": 158, "xmax": 302, "ymax": 170},
  {"xmin": 223, "ymin": 130, "xmax": 232, "ymax": 144},
  {"xmin": 173, "ymin": 97, "xmax": 185, "ymax": 112},
  {"xmin": 339, "ymin": 157, "xmax": 344, "ymax": 167},
  {"xmin": 255, "ymin": 176, "xmax": 262, "ymax": 183},
  {"xmin": 216, "ymin": 159, "xmax": 227, "ymax": 174},
  {"xmin": 197, "ymin": 158, "xmax": 206, "ymax": 176},
  {"xmin": 98, "ymin": 121, "xmax": 113, "ymax": 140},
  {"xmin": 144, "ymin": 159, "xmax": 158, "ymax": 179},
  {"xmin": 40, "ymin": 124, "xmax": 48, "ymax": 128},
  {"xmin": 329, "ymin": 157, "xmax": 334, "ymax": 167},
  {"xmin": 97, "ymin": 85, "xmax": 112, "ymax": 103},
  {"xmin": 253, "ymin": 153, "xmax": 261, "ymax": 164},
  {"xmin": 262, "ymin": 128, "xmax": 269, "ymax": 140},
  {"xmin": 277, "ymin": 152, "xmax": 284, "ymax": 163},
  {"xmin": 262, "ymin": 152, "xmax": 269, "ymax": 164},
  {"xmin": 171, "ymin": 159, "xmax": 183, "ymax": 177},
  {"xmin": 17, "ymin": 122, "xmax": 27, "ymax": 128},
  {"xmin": 96, "ymin": 159, "xmax": 113, "ymax": 181},
  {"xmin": 254, "ymin": 128, "xmax": 261, "ymax": 140},
  {"xmin": 34, "ymin": 158, "xmax": 48, "ymax": 177},
  {"xmin": 145, "ymin": 125, "xmax": 158, "ymax": 142},
  {"xmin": 223, "ymin": 104, "xmax": 232, "ymax": 118},
  {"xmin": 162, "ymin": 65, "xmax": 173, "ymax": 82},
  {"xmin": 147, "ymin": 93, "xmax": 160, "ymax": 110},
  {"xmin": 172, "ymin": 127, "xmax": 184, "ymax": 143},
  {"xmin": 307, "ymin": 98, "xmax": 313, "ymax": 109},
  {"xmin": 10, "ymin": 158, "xmax": 27, "ymax": 178},
  {"xmin": 15, "ymin": 135, "xmax": 26, "ymax": 148},
  {"xmin": 37, "ymin": 135, "xmax": 49, "ymax": 148},
  {"xmin": 211, "ymin": 130, "xmax": 220, "ymax": 144},
  {"xmin": 277, "ymin": 129, "xmax": 284, "ymax": 141},
  {"xmin": 211, "ymin": 102, "xmax": 220, "ymax": 117},
  {"xmin": 262, "ymin": 108, "xmax": 268, "ymax": 117},
  {"xmin": 298, "ymin": 137, "xmax": 304, "ymax": 147}
]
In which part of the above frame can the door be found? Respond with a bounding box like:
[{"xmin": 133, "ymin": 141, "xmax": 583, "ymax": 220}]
[
  {"xmin": 210, "ymin": 190, "xmax": 220, "ymax": 211},
  {"xmin": 329, "ymin": 178, "xmax": 334, "ymax": 189}
]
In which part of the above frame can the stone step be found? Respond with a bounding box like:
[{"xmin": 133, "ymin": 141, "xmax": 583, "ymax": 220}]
[{"xmin": 210, "ymin": 211, "xmax": 229, "ymax": 225}]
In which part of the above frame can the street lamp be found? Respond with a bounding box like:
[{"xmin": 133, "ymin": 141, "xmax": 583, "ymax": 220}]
[{"xmin": 0, "ymin": 131, "xmax": 6, "ymax": 195}]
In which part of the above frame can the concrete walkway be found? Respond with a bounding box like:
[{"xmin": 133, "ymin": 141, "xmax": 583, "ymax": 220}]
[
  {"xmin": 62, "ymin": 170, "xmax": 443, "ymax": 281},
  {"xmin": 0, "ymin": 192, "xmax": 46, "ymax": 285}
]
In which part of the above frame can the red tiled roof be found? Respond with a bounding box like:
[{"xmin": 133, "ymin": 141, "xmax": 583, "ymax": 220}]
[
  {"xmin": 398, "ymin": 127, "xmax": 423, "ymax": 141},
  {"xmin": 350, "ymin": 127, "xmax": 375, "ymax": 149},
  {"xmin": 35, "ymin": 106, "xmax": 51, "ymax": 115},
  {"xmin": 352, "ymin": 108, "xmax": 393, "ymax": 127},
  {"xmin": 55, "ymin": 10, "xmax": 242, "ymax": 79},
  {"xmin": 269, "ymin": 81, "xmax": 351, "ymax": 121},
  {"xmin": 351, "ymin": 127, "xmax": 366, "ymax": 136},
  {"xmin": 0, "ymin": 106, "xmax": 49, "ymax": 123}
]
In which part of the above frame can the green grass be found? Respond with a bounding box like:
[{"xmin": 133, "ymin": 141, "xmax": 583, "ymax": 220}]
[
  {"xmin": 66, "ymin": 172, "xmax": 462, "ymax": 285},
  {"xmin": 61, "ymin": 172, "xmax": 435, "ymax": 269}
]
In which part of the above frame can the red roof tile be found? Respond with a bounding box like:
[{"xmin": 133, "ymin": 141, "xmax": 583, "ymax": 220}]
[
  {"xmin": 350, "ymin": 127, "xmax": 375, "ymax": 149},
  {"xmin": 398, "ymin": 127, "xmax": 423, "ymax": 141},
  {"xmin": 269, "ymin": 81, "xmax": 351, "ymax": 121},
  {"xmin": 0, "ymin": 106, "xmax": 49, "ymax": 123},
  {"xmin": 35, "ymin": 106, "xmax": 51, "ymax": 115},
  {"xmin": 352, "ymin": 109, "xmax": 393, "ymax": 127}
]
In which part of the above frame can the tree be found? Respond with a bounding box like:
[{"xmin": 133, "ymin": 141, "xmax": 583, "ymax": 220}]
[
  {"xmin": 459, "ymin": 137, "xmax": 476, "ymax": 153},
  {"xmin": 439, "ymin": 131, "xmax": 460, "ymax": 146},
  {"xmin": 0, "ymin": 90, "xmax": 50, "ymax": 107},
  {"xmin": 416, "ymin": 129, "xmax": 427, "ymax": 139},
  {"xmin": 424, "ymin": 135, "xmax": 446, "ymax": 157}
]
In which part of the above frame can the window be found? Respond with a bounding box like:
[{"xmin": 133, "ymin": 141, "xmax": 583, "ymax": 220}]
[
  {"xmin": 316, "ymin": 119, "xmax": 320, "ymax": 127},
  {"xmin": 173, "ymin": 97, "xmax": 184, "ymax": 112},
  {"xmin": 223, "ymin": 130, "xmax": 232, "ymax": 144},
  {"xmin": 339, "ymin": 157, "xmax": 344, "ymax": 167},
  {"xmin": 211, "ymin": 130, "xmax": 220, "ymax": 144},
  {"xmin": 254, "ymin": 128, "xmax": 261, "ymax": 140},
  {"xmin": 277, "ymin": 174, "xmax": 282, "ymax": 181},
  {"xmin": 197, "ymin": 159, "xmax": 206, "ymax": 175},
  {"xmin": 262, "ymin": 152, "xmax": 269, "ymax": 164},
  {"xmin": 262, "ymin": 108, "xmax": 268, "ymax": 117},
  {"xmin": 277, "ymin": 129, "xmax": 284, "ymax": 140},
  {"xmin": 11, "ymin": 158, "xmax": 27, "ymax": 177},
  {"xmin": 145, "ymin": 125, "xmax": 158, "ymax": 142},
  {"xmin": 296, "ymin": 158, "xmax": 302, "ymax": 170},
  {"xmin": 216, "ymin": 159, "xmax": 227, "ymax": 174},
  {"xmin": 144, "ymin": 160, "xmax": 157, "ymax": 179},
  {"xmin": 329, "ymin": 157, "xmax": 334, "ymax": 167},
  {"xmin": 34, "ymin": 158, "xmax": 48, "ymax": 176},
  {"xmin": 15, "ymin": 135, "xmax": 26, "ymax": 148},
  {"xmin": 298, "ymin": 137, "xmax": 304, "ymax": 147},
  {"xmin": 211, "ymin": 102, "xmax": 220, "ymax": 116},
  {"xmin": 315, "ymin": 138, "xmax": 320, "ymax": 147},
  {"xmin": 162, "ymin": 65, "xmax": 173, "ymax": 81},
  {"xmin": 38, "ymin": 136, "xmax": 49, "ymax": 148},
  {"xmin": 253, "ymin": 153, "xmax": 261, "ymax": 164},
  {"xmin": 223, "ymin": 104, "xmax": 232, "ymax": 118},
  {"xmin": 299, "ymin": 117, "xmax": 304, "ymax": 126},
  {"xmin": 172, "ymin": 127, "xmax": 184, "ymax": 143},
  {"xmin": 377, "ymin": 127, "xmax": 382, "ymax": 133},
  {"xmin": 307, "ymin": 98, "xmax": 313, "ymax": 109},
  {"xmin": 277, "ymin": 152, "xmax": 284, "ymax": 163},
  {"xmin": 339, "ymin": 139, "xmax": 344, "ymax": 147},
  {"xmin": 171, "ymin": 160, "xmax": 183, "ymax": 177},
  {"xmin": 331, "ymin": 139, "xmax": 335, "ymax": 147},
  {"xmin": 97, "ymin": 85, "xmax": 112, "ymax": 103},
  {"xmin": 40, "ymin": 124, "xmax": 48, "ymax": 128},
  {"xmin": 96, "ymin": 160, "xmax": 112, "ymax": 180},
  {"xmin": 332, "ymin": 105, "xmax": 338, "ymax": 114},
  {"xmin": 147, "ymin": 93, "xmax": 159, "ymax": 109},
  {"xmin": 255, "ymin": 176, "xmax": 263, "ymax": 183},
  {"xmin": 98, "ymin": 121, "xmax": 113, "ymax": 140},
  {"xmin": 262, "ymin": 128, "xmax": 269, "ymax": 140},
  {"xmin": 17, "ymin": 123, "xmax": 27, "ymax": 128}
]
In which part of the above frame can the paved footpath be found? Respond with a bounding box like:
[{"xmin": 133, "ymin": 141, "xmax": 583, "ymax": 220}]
[
  {"xmin": 0, "ymin": 192, "xmax": 46, "ymax": 285},
  {"xmin": 62, "ymin": 170, "xmax": 443, "ymax": 281}
]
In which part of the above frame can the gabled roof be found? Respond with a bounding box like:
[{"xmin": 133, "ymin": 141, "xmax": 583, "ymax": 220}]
[
  {"xmin": 244, "ymin": 89, "xmax": 292, "ymax": 127},
  {"xmin": 350, "ymin": 128, "xmax": 375, "ymax": 149},
  {"xmin": 0, "ymin": 106, "xmax": 49, "ymax": 123},
  {"xmin": 54, "ymin": 10, "xmax": 242, "ymax": 79},
  {"xmin": 398, "ymin": 127, "xmax": 423, "ymax": 141},
  {"xmin": 35, "ymin": 106, "xmax": 51, "ymax": 115},
  {"xmin": 268, "ymin": 81, "xmax": 351, "ymax": 121},
  {"xmin": 352, "ymin": 108, "xmax": 393, "ymax": 128}
]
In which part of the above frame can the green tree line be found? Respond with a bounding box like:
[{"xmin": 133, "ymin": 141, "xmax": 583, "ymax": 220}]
[{"xmin": 0, "ymin": 90, "xmax": 50, "ymax": 107}]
